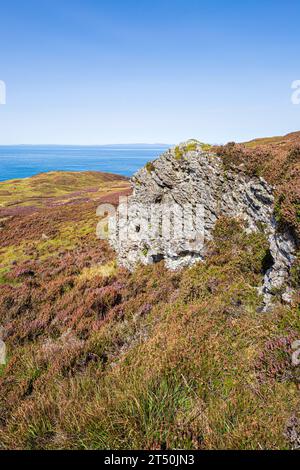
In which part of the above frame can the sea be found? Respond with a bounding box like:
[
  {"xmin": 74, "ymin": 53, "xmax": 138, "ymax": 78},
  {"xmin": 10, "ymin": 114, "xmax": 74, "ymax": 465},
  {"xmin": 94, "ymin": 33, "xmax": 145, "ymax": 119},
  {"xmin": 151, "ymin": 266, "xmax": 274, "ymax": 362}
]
[{"xmin": 0, "ymin": 145, "xmax": 170, "ymax": 182}]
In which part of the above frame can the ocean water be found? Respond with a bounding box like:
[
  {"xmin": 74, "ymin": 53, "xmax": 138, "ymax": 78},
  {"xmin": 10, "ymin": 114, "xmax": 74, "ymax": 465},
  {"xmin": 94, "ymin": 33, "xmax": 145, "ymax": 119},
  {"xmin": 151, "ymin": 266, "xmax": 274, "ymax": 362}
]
[{"xmin": 0, "ymin": 145, "xmax": 170, "ymax": 182}]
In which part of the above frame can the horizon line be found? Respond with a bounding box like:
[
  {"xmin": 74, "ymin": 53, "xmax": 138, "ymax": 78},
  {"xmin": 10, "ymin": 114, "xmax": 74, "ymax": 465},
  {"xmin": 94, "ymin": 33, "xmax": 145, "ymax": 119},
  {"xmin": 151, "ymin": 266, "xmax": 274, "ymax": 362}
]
[{"xmin": 0, "ymin": 143, "xmax": 173, "ymax": 147}]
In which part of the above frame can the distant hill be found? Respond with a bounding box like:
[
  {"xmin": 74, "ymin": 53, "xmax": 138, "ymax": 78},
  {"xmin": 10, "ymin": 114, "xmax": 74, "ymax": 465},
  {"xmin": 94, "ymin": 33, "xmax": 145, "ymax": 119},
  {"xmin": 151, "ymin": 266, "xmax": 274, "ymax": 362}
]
[
  {"xmin": 243, "ymin": 130, "xmax": 300, "ymax": 153},
  {"xmin": 98, "ymin": 143, "xmax": 171, "ymax": 149}
]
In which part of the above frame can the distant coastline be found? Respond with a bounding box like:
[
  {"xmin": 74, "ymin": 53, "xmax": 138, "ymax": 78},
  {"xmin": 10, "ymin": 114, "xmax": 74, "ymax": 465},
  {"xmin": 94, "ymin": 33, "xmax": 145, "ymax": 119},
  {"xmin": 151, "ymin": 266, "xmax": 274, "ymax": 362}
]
[
  {"xmin": 0, "ymin": 143, "xmax": 171, "ymax": 148},
  {"xmin": 0, "ymin": 144, "xmax": 170, "ymax": 182}
]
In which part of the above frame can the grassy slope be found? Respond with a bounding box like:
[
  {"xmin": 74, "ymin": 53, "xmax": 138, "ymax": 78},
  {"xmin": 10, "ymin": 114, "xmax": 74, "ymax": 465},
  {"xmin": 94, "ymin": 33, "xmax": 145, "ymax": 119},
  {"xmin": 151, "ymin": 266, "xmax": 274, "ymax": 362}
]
[
  {"xmin": 0, "ymin": 171, "xmax": 129, "ymax": 209},
  {"xmin": 0, "ymin": 171, "xmax": 130, "ymax": 286},
  {"xmin": 0, "ymin": 160, "xmax": 299, "ymax": 449}
]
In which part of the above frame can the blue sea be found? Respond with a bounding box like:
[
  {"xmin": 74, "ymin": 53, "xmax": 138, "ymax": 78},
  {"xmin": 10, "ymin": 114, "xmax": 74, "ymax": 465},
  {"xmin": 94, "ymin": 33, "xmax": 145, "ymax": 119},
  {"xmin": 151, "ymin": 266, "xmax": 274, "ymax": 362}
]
[{"xmin": 0, "ymin": 145, "xmax": 170, "ymax": 182}]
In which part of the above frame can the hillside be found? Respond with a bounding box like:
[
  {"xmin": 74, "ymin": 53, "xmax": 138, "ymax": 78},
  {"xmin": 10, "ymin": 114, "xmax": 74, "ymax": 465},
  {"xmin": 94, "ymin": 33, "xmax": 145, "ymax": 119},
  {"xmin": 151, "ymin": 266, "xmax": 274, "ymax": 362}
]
[
  {"xmin": 0, "ymin": 145, "xmax": 299, "ymax": 450},
  {"xmin": 0, "ymin": 171, "xmax": 130, "ymax": 215},
  {"xmin": 244, "ymin": 130, "xmax": 300, "ymax": 152}
]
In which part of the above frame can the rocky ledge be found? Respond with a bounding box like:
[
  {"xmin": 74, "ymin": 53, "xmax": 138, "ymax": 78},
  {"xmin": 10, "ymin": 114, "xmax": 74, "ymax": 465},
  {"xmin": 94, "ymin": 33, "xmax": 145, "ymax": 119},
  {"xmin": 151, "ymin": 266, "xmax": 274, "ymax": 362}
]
[{"xmin": 109, "ymin": 140, "xmax": 296, "ymax": 305}]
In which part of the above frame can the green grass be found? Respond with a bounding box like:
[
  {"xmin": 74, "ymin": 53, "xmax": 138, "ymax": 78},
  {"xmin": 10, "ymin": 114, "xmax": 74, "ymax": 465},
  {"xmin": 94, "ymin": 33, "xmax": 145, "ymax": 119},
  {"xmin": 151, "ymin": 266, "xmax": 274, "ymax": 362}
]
[{"xmin": 0, "ymin": 171, "xmax": 129, "ymax": 208}]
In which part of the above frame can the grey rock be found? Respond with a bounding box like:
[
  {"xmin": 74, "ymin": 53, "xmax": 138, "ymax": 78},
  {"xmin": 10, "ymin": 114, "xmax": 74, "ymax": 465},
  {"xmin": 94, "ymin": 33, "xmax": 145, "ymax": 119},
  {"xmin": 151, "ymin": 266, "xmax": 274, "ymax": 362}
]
[{"xmin": 109, "ymin": 141, "xmax": 296, "ymax": 306}]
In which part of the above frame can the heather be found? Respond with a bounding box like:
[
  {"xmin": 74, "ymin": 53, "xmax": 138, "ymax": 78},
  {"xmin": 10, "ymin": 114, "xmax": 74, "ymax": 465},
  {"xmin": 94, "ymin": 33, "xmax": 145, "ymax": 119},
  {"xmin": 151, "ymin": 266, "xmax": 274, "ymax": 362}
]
[{"xmin": 0, "ymin": 160, "xmax": 299, "ymax": 450}]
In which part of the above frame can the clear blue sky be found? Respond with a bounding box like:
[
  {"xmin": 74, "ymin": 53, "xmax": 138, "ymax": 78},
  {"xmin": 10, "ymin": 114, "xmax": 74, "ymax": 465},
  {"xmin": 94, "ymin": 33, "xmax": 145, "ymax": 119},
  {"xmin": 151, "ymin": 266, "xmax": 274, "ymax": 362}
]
[{"xmin": 0, "ymin": 0, "xmax": 300, "ymax": 145}]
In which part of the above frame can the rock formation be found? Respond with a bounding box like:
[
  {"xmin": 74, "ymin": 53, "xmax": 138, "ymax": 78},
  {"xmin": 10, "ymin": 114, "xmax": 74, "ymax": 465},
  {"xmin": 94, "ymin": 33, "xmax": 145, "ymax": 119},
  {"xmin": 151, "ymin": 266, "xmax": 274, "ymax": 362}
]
[{"xmin": 109, "ymin": 140, "xmax": 296, "ymax": 305}]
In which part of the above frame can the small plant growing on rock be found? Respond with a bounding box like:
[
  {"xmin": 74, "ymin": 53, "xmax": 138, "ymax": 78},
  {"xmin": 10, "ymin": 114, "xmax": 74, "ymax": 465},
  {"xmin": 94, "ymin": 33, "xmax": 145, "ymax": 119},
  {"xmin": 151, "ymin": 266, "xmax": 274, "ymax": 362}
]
[
  {"xmin": 174, "ymin": 140, "xmax": 211, "ymax": 161},
  {"xmin": 174, "ymin": 146, "xmax": 183, "ymax": 160},
  {"xmin": 146, "ymin": 162, "xmax": 155, "ymax": 173}
]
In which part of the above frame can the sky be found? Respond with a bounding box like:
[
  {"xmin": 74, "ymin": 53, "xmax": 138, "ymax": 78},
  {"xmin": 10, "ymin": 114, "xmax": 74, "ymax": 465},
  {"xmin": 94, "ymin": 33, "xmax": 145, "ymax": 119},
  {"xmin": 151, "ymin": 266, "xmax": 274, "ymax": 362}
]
[{"xmin": 0, "ymin": 0, "xmax": 300, "ymax": 145}]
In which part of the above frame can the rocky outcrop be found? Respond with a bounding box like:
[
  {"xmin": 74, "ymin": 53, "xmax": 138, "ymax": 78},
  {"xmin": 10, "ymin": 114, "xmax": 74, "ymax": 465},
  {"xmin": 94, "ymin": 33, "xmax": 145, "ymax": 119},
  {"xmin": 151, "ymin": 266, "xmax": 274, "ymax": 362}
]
[{"xmin": 109, "ymin": 140, "xmax": 296, "ymax": 305}]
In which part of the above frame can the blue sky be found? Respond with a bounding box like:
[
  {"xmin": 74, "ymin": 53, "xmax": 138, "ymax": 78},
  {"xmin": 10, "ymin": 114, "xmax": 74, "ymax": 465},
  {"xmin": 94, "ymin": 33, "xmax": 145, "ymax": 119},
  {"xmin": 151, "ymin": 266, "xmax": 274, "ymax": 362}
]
[{"xmin": 0, "ymin": 0, "xmax": 300, "ymax": 144}]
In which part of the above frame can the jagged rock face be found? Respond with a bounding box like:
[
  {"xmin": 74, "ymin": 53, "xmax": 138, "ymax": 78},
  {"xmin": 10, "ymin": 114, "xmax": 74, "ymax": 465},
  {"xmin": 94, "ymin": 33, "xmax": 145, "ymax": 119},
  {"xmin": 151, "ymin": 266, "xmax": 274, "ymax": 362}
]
[{"xmin": 109, "ymin": 141, "xmax": 296, "ymax": 304}]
